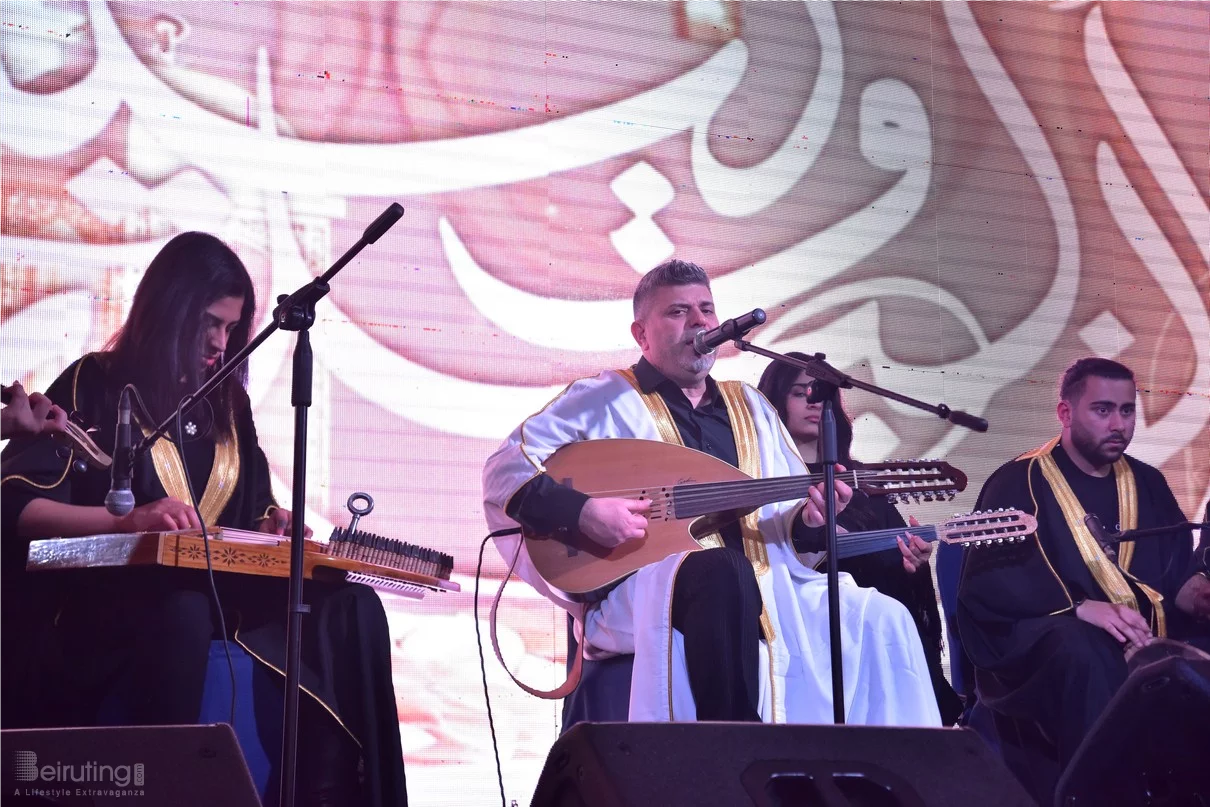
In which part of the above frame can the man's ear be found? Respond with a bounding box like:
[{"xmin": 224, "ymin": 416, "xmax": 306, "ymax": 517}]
[
  {"xmin": 1056, "ymin": 398, "xmax": 1072, "ymax": 429},
  {"xmin": 631, "ymin": 320, "xmax": 646, "ymax": 351}
]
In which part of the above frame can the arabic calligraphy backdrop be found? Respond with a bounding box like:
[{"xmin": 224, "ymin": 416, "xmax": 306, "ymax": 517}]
[{"xmin": 2, "ymin": 2, "xmax": 1207, "ymax": 804}]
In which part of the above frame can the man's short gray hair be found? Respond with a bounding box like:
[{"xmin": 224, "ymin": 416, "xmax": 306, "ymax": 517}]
[{"xmin": 632, "ymin": 259, "xmax": 710, "ymax": 320}]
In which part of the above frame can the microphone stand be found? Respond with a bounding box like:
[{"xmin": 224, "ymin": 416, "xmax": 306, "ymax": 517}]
[
  {"xmin": 732, "ymin": 342, "xmax": 988, "ymax": 724},
  {"xmin": 1106, "ymin": 523, "xmax": 1210, "ymax": 541},
  {"xmin": 1084, "ymin": 514, "xmax": 1210, "ymax": 555},
  {"xmin": 133, "ymin": 203, "xmax": 405, "ymax": 807}
]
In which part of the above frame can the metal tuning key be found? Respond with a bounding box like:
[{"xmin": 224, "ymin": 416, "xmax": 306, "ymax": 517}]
[{"xmin": 346, "ymin": 492, "xmax": 374, "ymax": 534}]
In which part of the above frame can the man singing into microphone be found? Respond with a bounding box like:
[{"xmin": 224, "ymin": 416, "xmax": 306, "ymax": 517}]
[
  {"xmin": 0, "ymin": 232, "xmax": 407, "ymax": 807},
  {"xmin": 483, "ymin": 259, "xmax": 940, "ymax": 725}
]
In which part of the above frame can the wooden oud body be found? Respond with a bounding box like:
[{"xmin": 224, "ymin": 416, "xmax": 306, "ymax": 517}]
[{"xmin": 523, "ymin": 439, "xmax": 755, "ymax": 597}]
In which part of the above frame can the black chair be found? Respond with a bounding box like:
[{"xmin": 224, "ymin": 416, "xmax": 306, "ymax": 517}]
[{"xmin": 935, "ymin": 541, "xmax": 1061, "ymax": 804}]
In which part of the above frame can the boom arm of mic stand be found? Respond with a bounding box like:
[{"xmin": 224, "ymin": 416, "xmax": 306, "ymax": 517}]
[
  {"xmin": 732, "ymin": 339, "xmax": 989, "ymax": 433},
  {"xmin": 133, "ymin": 203, "xmax": 406, "ymax": 459},
  {"xmin": 1091, "ymin": 517, "xmax": 1210, "ymax": 543}
]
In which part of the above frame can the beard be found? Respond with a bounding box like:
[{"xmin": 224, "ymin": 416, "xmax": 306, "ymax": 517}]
[
  {"xmin": 1070, "ymin": 422, "xmax": 1129, "ymax": 467},
  {"xmin": 676, "ymin": 334, "xmax": 716, "ymax": 378},
  {"xmin": 650, "ymin": 334, "xmax": 715, "ymax": 385},
  {"xmin": 682, "ymin": 351, "xmax": 715, "ymax": 376}
]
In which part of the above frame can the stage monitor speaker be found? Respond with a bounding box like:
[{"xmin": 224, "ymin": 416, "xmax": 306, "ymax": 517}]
[
  {"xmin": 1, "ymin": 723, "xmax": 260, "ymax": 806},
  {"xmin": 1055, "ymin": 655, "xmax": 1210, "ymax": 807},
  {"xmin": 531, "ymin": 722, "xmax": 1035, "ymax": 807}
]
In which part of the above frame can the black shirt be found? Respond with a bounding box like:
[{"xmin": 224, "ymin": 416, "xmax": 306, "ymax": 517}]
[
  {"xmin": 1052, "ymin": 442, "xmax": 1122, "ymax": 541},
  {"xmin": 506, "ymin": 357, "xmax": 808, "ymax": 553}
]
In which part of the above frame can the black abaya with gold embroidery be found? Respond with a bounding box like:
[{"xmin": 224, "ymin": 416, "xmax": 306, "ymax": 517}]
[
  {"xmin": 956, "ymin": 441, "xmax": 1192, "ymax": 769},
  {"xmin": 1, "ymin": 354, "xmax": 407, "ymax": 807}
]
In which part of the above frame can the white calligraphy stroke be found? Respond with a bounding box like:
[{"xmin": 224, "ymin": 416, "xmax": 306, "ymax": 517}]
[
  {"xmin": 906, "ymin": 2, "xmax": 1082, "ymax": 459},
  {"xmin": 692, "ymin": 2, "xmax": 843, "ymax": 218},
  {"xmin": 2, "ymin": 2, "xmax": 754, "ymax": 201},
  {"xmin": 445, "ymin": 76, "xmax": 932, "ymax": 352},
  {"xmin": 444, "ymin": 0, "xmax": 1081, "ymax": 452},
  {"xmin": 1084, "ymin": 7, "xmax": 1209, "ymax": 470},
  {"xmin": 1097, "ymin": 145, "xmax": 1209, "ymax": 469},
  {"xmin": 1090, "ymin": 10, "xmax": 1210, "ymax": 515},
  {"xmin": 1085, "ymin": 6, "xmax": 1209, "ymax": 269}
]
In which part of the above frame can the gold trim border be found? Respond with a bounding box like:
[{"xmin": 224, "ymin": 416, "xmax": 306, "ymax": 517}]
[{"xmin": 144, "ymin": 411, "xmax": 240, "ymax": 526}]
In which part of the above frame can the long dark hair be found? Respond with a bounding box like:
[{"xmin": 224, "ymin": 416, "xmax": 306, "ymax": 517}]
[
  {"xmin": 756, "ymin": 352, "xmax": 855, "ymax": 465},
  {"xmin": 105, "ymin": 232, "xmax": 256, "ymax": 437}
]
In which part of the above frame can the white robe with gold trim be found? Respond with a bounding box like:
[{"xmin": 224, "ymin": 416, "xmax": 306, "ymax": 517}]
[{"xmin": 482, "ymin": 369, "xmax": 941, "ymax": 726}]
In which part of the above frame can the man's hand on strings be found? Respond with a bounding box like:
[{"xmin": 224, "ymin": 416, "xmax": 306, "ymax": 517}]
[
  {"xmin": 579, "ymin": 497, "xmax": 650, "ymax": 548},
  {"xmin": 115, "ymin": 497, "xmax": 201, "ymax": 532},
  {"xmin": 257, "ymin": 506, "xmax": 313, "ymax": 539},
  {"xmin": 801, "ymin": 464, "xmax": 854, "ymax": 528},
  {"xmin": 896, "ymin": 516, "xmax": 933, "ymax": 574},
  {"xmin": 1076, "ymin": 599, "xmax": 1153, "ymax": 650}
]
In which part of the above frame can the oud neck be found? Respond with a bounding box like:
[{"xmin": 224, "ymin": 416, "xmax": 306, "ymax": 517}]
[
  {"xmin": 671, "ymin": 471, "xmax": 862, "ymax": 519},
  {"xmin": 834, "ymin": 525, "xmax": 938, "ymax": 560}
]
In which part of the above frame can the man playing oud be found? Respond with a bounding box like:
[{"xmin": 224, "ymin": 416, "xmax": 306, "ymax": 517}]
[{"xmin": 483, "ymin": 259, "xmax": 940, "ymax": 725}]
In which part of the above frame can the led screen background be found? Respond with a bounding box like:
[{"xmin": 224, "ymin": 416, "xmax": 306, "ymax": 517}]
[{"xmin": 2, "ymin": 2, "xmax": 1207, "ymax": 805}]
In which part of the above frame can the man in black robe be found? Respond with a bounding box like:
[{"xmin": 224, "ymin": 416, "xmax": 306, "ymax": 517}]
[
  {"xmin": 1, "ymin": 232, "xmax": 407, "ymax": 807},
  {"xmin": 957, "ymin": 357, "xmax": 1194, "ymax": 779}
]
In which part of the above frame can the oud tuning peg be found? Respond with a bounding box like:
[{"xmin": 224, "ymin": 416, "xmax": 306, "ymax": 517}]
[{"xmin": 72, "ymin": 458, "xmax": 89, "ymax": 474}]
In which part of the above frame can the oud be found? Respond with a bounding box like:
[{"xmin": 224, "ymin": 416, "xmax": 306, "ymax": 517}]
[{"xmin": 523, "ymin": 439, "xmax": 969, "ymax": 597}]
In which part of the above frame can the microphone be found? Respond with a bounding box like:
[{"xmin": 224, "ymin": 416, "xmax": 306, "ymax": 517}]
[
  {"xmin": 104, "ymin": 387, "xmax": 135, "ymax": 517},
  {"xmin": 693, "ymin": 308, "xmax": 767, "ymax": 356},
  {"xmin": 1083, "ymin": 514, "xmax": 1118, "ymax": 561}
]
